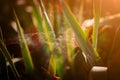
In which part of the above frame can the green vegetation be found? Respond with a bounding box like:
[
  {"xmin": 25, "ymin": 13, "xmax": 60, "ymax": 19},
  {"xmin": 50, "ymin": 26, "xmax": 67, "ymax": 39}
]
[{"xmin": 0, "ymin": 0, "xmax": 120, "ymax": 80}]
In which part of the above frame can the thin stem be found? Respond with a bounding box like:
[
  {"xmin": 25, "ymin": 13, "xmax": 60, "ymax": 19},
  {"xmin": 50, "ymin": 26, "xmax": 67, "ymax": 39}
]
[{"xmin": 93, "ymin": 0, "xmax": 101, "ymax": 49}]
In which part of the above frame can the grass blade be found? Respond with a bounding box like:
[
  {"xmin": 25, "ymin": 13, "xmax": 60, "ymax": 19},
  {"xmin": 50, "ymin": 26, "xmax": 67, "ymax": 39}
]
[
  {"xmin": 39, "ymin": 0, "xmax": 56, "ymax": 39},
  {"xmin": 93, "ymin": 0, "xmax": 101, "ymax": 49},
  {"xmin": 0, "ymin": 49, "xmax": 8, "ymax": 80},
  {"xmin": 32, "ymin": 6, "xmax": 44, "ymax": 33},
  {"xmin": 48, "ymin": 54, "xmax": 56, "ymax": 75},
  {"xmin": 0, "ymin": 28, "xmax": 9, "ymax": 79},
  {"xmin": 60, "ymin": 1, "xmax": 100, "ymax": 66},
  {"xmin": 39, "ymin": 0, "xmax": 56, "ymax": 52},
  {"xmin": 65, "ymin": 28, "xmax": 74, "ymax": 63},
  {"xmin": 32, "ymin": 1, "xmax": 57, "ymax": 76},
  {"xmin": 32, "ymin": 1, "xmax": 55, "ymax": 52},
  {"xmin": 13, "ymin": 10, "xmax": 34, "ymax": 74},
  {"xmin": 0, "ymin": 40, "xmax": 20, "ymax": 80},
  {"xmin": 31, "ymin": 0, "xmax": 57, "ymax": 76},
  {"xmin": 78, "ymin": 0, "xmax": 84, "ymax": 25}
]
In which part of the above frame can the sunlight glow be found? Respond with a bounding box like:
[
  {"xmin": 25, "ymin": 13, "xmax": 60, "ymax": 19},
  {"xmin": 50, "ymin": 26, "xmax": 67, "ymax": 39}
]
[{"xmin": 92, "ymin": 66, "xmax": 108, "ymax": 72}]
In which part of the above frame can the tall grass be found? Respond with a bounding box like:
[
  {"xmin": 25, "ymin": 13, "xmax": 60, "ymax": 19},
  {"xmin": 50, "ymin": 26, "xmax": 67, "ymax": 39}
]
[
  {"xmin": 39, "ymin": 0, "xmax": 56, "ymax": 52},
  {"xmin": 32, "ymin": 0, "xmax": 57, "ymax": 77},
  {"xmin": 32, "ymin": 0, "xmax": 56, "ymax": 53},
  {"xmin": 0, "ymin": 0, "xmax": 103, "ymax": 79},
  {"xmin": 59, "ymin": 0, "xmax": 100, "ymax": 66},
  {"xmin": 0, "ymin": 40, "xmax": 20, "ymax": 80},
  {"xmin": 93, "ymin": 0, "xmax": 101, "ymax": 49},
  {"xmin": 0, "ymin": 26, "xmax": 20, "ymax": 80},
  {"xmin": 0, "ymin": 27, "xmax": 9, "ymax": 80}
]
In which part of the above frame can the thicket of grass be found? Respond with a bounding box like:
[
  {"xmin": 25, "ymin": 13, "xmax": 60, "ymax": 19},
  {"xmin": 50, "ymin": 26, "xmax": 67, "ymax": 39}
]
[{"xmin": 0, "ymin": 0, "xmax": 108, "ymax": 80}]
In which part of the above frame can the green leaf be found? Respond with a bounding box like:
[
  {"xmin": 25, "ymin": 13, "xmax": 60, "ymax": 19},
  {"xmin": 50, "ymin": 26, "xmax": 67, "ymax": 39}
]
[
  {"xmin": 0, "ymin": 49, "xmax": 8, "ymax": 80},
  {"xmin": 49, "ymin": 55, "xmax": 56, "ymax": 75},
  {"xmin": 60, "ymin": 1, "xmax": 100, "ymax": 66},
  {"xmin": 32, "ymin": 0, "xmax": 56, "ymax": 52},
  {"xmin": 54, "ymin": 53, "xmax": 64, "ymax": 78},
  {"xmin": 13, "ymin": 10, "xmax": 34, "ymax": 74},
  {"xmin": 0, "ymin": 27, "xmax": 8, "ymax": 79},
  {"xmin": 65, "ymin": 28, "xmax": 74, "ymax": 63},
  {"xmin": 93, "ymin": 0, "xmax": 101, "ymax": 49},
  {"xmin": 39, "ymin": 0, "xmax": 56, "ymax": 51},
  {"xmin": 32, "ymin": 6, "xmax": 44, "ymax": 33},
  {"xmin": 39, "ymin": 0, "xmax": 56, "ymax": 40},
  {"xmin": 0, "ymin": 40, "xmax": 20, "ymax": 80}
]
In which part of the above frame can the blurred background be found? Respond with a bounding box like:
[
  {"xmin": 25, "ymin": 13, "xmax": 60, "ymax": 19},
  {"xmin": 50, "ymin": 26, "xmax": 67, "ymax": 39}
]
[{"xmin": 0, "ymin": 0, "xmax": 120, "ymax": 80}]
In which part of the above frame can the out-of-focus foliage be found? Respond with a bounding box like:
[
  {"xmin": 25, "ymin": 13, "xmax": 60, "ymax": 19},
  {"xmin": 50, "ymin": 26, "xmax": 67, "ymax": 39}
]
[{"xmin": 0, "ymin": 0, "xmax": 120, "ymax": 80}]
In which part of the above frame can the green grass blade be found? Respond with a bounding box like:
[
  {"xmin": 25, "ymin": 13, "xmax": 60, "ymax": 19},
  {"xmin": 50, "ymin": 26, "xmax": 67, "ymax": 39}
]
[
  {"xmin": 60, "ymin": 1, "xmax": 100, "ymax": 66},
  {"xmin": 39, "ymin": 0, "xmax": 56, "ymax": 40},
  {"xmin": 0, "ymin": 50, "xmax": 8, "ymax": 80},
  {"xmin": 48, "ymin": 54, "xmax": 56, "ymax": 75},
  {"xmin": 65, "ymin": 28, "xmax": 74, "ymax": 63},
  {"xmin": 32, "ymin": 6, "xmax": 44, "ymax": 33},
  {"xmin": 0, "ymin": 40, "xmax": 20, "ymax": 80},
  {"xmin": 0, "ymin": 27, "xmax": 8, "ymax": 79},
  {"xmin": 78, "ymin": 0, "xmax": 84, "ymax": 25},
  {"xmin": 93, "ymin": 0, "xmax": 101, "ymax": 49},
  {"xmin": 13, "ymin": 10, "xmax": 34, "ymax": 74},
  {"xmin": 32, "ymin": 1, "xmax": 57, "ymax": 75},
  {"xmin": 55, "ymin": 9, "xmax": 62, "ymax": 36},
  {"xmin": 55, "ymin": 54, "xmax": 63, "ymax": 78},
  {"xmin": 32, "ymin": 1, "xmax": 55, "ymax": 52},
  {"xmin": 39, "ymin": 0, "xmax": 56, "ymax": 51}
]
